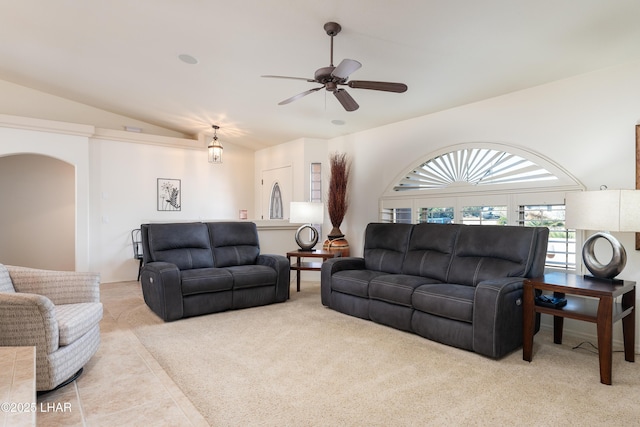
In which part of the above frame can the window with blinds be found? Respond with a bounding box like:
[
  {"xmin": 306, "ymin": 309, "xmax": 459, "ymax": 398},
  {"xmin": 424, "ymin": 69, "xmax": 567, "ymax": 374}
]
[
  {"xmin": 518, "ymin": 204, "xmax": 576, "ymax": 270},
  {"xmin": 379, "ymin": 143, "xmax": 583, "ymax": 272},
  {"xmin": 417, "ymin": 207, "xmax": 454, "ymax": 224},
  {"xmin": 460, "ymin": 205, "xmax": 508, "ymax": 225},
  {"xmin": 310, "ymin": 162, "xmax": 322, "ymax": 202},
  {"xmin": 381, "ymin": 207, "xmax": 412, "ymax": 224},
  {"xmin": 393, "ymin": 147, "xmax": 557, "ymax": 192}
]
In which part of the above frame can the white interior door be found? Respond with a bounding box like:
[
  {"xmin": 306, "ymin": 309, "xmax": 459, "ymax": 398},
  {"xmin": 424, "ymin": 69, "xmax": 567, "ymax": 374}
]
[{"xmin": 261, "ymin": 166, "xmax": 292, "ymax": 220}]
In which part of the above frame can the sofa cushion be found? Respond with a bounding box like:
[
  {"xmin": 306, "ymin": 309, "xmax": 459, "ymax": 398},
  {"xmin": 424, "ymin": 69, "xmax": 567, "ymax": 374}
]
[
  {"xmin": 412, "ymin": 283, "xmax": 475, "ymax": 323},
  {"xmin": 144, "ymin": 223, "xmax": 214, "ymax": 270},
  {"xmin": 363, "ymin": 223, "xmax": 413, "ymax": 274},
  {"xmin": 226, "ymin": 265, "xmax": 277, "ymax": 289},
  {"xmin": 331, "ymin": 270, "xmax": 386, "ymax": 298},
  {"xmin": 181, "ymin": 268, "xmax": 233, "ymax": 296},
  {"xmin": 208, "ymin": 222, "xmax": 260, "ymax": 267},
  {"xmin": 448, "ymin": 225, "xmax": 538, "ymax": 286},
  {"xmin": 55, "ymin": 302, "xmax": 104, "ymax": 346},
  {"xmin": 369, "ymin": 274, "xmax": 440, "ymax": 307},
  {"xmin": 402, "ymin": 223, "xmax": 460, "ymax": 281}
]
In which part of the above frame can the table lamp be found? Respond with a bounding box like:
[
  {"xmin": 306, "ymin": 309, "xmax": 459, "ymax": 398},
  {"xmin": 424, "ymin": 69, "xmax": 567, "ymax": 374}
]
[
  {"xmin": 290, "ymin": 202, "xmax": 324, "ymax": 251},
  {"xmin": 565, "ymin": 189, "xmax": 640, "ymax": 282}
]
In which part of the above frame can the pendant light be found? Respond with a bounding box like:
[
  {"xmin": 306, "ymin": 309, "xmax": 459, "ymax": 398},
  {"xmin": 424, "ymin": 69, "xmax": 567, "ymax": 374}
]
[{"xmin": 208, "ymin": 125, "xmax": 223, "ymax": 163}]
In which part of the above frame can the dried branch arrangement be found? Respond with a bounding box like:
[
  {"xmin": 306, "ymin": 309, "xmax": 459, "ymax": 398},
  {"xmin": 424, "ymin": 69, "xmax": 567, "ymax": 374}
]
[{"xmin": 327, "ymin": 152, "xmax": 351, "ymax": 237}]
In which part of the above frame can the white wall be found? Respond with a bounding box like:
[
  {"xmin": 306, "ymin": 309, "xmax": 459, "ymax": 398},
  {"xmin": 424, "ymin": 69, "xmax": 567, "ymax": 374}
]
[
  {"xmin": 0, "ymin": 118, "xmax": 93, "ymax": 271},
  {"xmin": 89, "ymin": 134, "xmax": 255, "ymax": 282}
]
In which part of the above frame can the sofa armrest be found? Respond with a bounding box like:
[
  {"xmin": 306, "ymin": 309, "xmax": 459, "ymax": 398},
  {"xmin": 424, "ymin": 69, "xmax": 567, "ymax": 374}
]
[
  {"xmin": 473, "ymin": 277, "xmax": 528, "ymax": 358},
  {"xmin": 140, "ymin": 262, "xmax": 184, "ymax": 321},
  {"xmin": 320, "ymin": 257, "xmax": 366, "ymax": 306},
  {"xmin": 0, "ymin": 292, "xmax": 59, "ymax": 355},
  {"xmin": 257, "ymin": 254, "xmax": 290, "ymax": 302},
  {"xmin": 6, "ymin": 265, "xmax": 100, "ymax": 305}
]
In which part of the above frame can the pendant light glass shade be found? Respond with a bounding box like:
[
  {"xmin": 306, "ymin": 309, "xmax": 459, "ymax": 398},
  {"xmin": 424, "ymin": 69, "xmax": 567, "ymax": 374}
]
[{"xmin": 208, "ymin": 125, "xmax": 223, "ymax": 163}]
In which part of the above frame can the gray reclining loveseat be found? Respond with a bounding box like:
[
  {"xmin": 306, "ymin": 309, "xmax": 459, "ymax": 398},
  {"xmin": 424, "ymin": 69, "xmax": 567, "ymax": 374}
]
[
  {"xmin": 321, "ymin": 222, "xmax": 548, "ymax": 358},
  {"xmin": 140, "ymin": 221, "xmax": 290, "ymax": 321}
]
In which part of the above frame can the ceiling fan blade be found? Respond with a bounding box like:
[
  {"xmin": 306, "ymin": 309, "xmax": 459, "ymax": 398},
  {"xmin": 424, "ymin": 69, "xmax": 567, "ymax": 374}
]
[
  {"xmin": 278, "ymin": 86, "xmax": 323, "ymax": 105},
  {"xmin": 347, "ymin": 80, "xmax": 408, "ymax": 93},
  {"xmin": 333, "ymin": 89, "xmax": 359, "ymax": 111},
  {"xmin": 332, "ymin": 59, "xmax": 362, "ymax": 79},
  {"xmin": 262, "ymin": 75, "xmax": 316, "ymax": 82}
]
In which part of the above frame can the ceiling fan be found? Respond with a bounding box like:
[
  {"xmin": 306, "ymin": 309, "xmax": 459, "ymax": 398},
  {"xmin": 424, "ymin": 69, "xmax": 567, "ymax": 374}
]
[{"xmin": 262, "ymin": 22, "xmax": 408, "ymax": 112}]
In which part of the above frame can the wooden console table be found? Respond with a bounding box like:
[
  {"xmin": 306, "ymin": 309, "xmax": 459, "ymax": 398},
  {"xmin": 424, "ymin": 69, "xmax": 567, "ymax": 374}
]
[
  {"xmin": 286, "ymin": 249, "xmax": 338, "ymax": 297},
  {"xmin": 523, "ymin": 272, "xmax": 635, "ymax": 385}
]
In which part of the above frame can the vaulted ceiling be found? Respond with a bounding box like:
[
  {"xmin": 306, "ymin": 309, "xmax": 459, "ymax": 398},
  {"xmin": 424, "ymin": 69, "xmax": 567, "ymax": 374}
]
[{"xmin": 2, "ymin": 1, "xmax": 640, "ymax": 150}]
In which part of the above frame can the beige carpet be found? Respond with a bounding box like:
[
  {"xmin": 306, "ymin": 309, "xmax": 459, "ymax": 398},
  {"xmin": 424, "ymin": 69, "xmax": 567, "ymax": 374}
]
[{"xmin": 119, "ymin": 282, "xmax": 640, "ymax": 426}]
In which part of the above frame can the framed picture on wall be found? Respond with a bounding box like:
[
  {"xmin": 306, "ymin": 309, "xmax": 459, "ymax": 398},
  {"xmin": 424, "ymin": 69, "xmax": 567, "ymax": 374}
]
[{"xmin": 157, "ymin": 178, "xmax": 181, "ymax": 211}]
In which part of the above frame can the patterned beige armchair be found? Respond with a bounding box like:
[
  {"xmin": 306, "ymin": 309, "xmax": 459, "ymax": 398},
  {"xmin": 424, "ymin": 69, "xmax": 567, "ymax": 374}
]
[{"xmin": 0, "ymin": 264, "xmax": 103, "ymax": 393}]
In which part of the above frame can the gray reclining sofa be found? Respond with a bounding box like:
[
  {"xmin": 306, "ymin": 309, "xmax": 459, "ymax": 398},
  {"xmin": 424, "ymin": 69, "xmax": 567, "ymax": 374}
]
[
  {"xmin": 321, "ymin": 222, "xmax": 549, "ymax": 358},
  {"xmin": 140, "ymin": 221, "xmax": 290, "ymax": 321}
]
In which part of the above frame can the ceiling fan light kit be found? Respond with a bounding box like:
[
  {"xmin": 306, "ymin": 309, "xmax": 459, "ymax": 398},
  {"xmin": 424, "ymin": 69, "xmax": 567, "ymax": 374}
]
[{"xmin": 263, "ymin": 22, "xmax": 407, "ymax": 111}]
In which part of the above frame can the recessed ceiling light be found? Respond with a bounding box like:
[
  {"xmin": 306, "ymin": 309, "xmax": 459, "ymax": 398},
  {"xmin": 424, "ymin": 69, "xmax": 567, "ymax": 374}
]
[
  {"xmin": 178, "ymin": 54, "xmax": 199, "ymax": 65},
  {"xmin": 331, "ymin": 119, "xmax": 346, "ymax": 126}
]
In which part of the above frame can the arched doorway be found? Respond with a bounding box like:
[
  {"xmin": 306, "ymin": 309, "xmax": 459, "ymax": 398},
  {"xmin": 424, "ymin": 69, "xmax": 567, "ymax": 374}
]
[{"xmin": 0, "ymin": 153, "xmax": 75, "ymax": 270}]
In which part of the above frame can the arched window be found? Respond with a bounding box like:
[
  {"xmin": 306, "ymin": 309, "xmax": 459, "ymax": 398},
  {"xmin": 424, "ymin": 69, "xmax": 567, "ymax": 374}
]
[
  {"xmin": 380, "ymin": 143, "xmax": 583, "ymax": 271},
  {"xmin": 269, "ymin": 182, "xmax": 283, "ymax": 219},
  {"xmin": 394, "ymin": 147, "xmax": 557, "ymax": 191}
]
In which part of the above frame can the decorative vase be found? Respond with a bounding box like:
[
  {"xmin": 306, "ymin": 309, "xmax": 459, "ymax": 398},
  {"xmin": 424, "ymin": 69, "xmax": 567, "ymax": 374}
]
[{"xmin": 323, "ymin": 227, "xmax": 350, "ymax": 257}]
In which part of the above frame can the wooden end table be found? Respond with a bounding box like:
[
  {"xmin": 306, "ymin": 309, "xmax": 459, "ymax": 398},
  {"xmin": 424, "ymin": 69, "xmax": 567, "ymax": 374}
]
[
  {"xmin": 523, "ymin": 272, "xmax": 635, "ymax": 385},
  {"xmin": 286, "ymin": 249, "xmax": 338, "ymax": 297}
]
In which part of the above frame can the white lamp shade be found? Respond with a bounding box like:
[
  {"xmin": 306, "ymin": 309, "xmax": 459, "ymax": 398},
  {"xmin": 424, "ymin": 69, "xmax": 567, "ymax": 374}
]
[
  {"xmin": 565, "ymin": 189, "xmax": 640, "ymax": 232},
  {"xmin": 289, "ymin": 202, "xmax": 324, "ymax": 224}
]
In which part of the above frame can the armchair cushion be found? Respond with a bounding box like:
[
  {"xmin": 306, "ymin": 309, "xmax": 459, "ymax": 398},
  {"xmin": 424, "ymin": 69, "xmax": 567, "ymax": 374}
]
[{"xmin": 55, "ymin": 303, "xmax": 104, "ymax": 346}]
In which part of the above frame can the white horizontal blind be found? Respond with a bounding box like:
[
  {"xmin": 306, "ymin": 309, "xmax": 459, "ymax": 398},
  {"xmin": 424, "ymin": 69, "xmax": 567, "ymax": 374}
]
[
  {"xmin": 518, "ymin": 204, "xmax": 576, "ymax": 270},
  {"xmin": 394, "ymin": 148, "xmax": 557, "ymax": 192},
  {"xmin": 380, "ymin": 207, "xmax": 412, "ymax": 224}
]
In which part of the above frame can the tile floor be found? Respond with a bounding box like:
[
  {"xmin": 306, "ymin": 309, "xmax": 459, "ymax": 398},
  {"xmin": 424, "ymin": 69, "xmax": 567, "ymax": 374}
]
[
  {"xmin": 1, "ymin": 346, "xmax": 36, "ymax": 427},
  {"xmin": 36, "ymin": 281, "xmax": 209, "ymax": 427}
]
